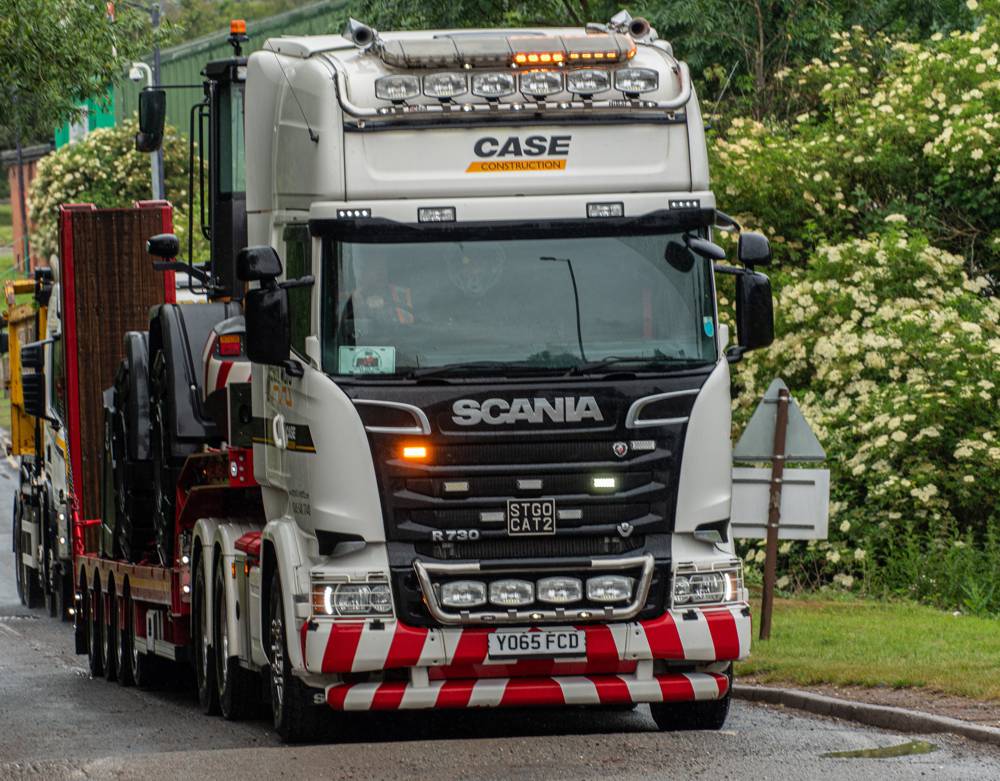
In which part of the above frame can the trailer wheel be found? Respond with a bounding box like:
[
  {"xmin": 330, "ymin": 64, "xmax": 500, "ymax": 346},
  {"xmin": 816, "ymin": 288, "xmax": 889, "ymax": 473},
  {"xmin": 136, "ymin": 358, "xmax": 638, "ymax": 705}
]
[
  {"xmin": 649, "ymin": 670, "xmax": 732, "ymax": 731},
  {"xmin": 116, "ymin": 584, "xmax": 135, "ymax": 687},
  {"xmin": 193, "ymin": 556, "xmax": 219, "ymax": 714},
  {"xmin": 88, "ymin": 581, "xmax": 104, "ymax": 677},
  {"xmin": 103, "ymin": 581, "xmax": 118, "ymax": 682},
  {"xmin": 214, "ymin": 562, "xmax": 256, "ymax": 720},
  {"xmin": 268, "ymin": 571, "xmax": 323, "ymax": 743}
]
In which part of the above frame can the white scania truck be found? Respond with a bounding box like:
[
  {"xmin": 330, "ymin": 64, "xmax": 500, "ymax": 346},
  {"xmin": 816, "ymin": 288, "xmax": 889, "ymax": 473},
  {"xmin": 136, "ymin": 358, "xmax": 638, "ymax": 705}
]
[{"xmin": 49, "ymin": 11, "xmax": 776, "ymax": 742}]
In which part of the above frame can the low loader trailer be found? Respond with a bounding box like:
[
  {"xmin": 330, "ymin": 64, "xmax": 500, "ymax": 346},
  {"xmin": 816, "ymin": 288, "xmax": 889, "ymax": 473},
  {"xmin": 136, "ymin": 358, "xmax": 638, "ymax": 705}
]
[{"xmin": 16, "ymin": 11, "xmax": 777, "ymax": 742}]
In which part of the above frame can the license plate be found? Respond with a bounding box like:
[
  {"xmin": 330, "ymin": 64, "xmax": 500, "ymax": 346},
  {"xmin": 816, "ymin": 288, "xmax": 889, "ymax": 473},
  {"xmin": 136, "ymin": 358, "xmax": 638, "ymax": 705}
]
[
  {"xmin": 488, "ymin": 630, "xmax": 586, "ymax": 659},
  {"xmin": 507, "ymin": 499, "xmax": 556, "ymax": 536}
]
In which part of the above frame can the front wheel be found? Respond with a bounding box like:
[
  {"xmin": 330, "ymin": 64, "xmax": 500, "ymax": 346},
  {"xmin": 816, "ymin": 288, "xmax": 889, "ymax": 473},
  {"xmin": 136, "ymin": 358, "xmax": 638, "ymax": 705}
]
[
  {"xmin": 649, "ymin": 672, "xmax": 732, "ymax": 731},
  {"xmin": 269, "ymin": 570, "xmax": 323, "ymax": 743},
  {"xmin": 14, "ymin": 496, "xmax": 42, "ymax": 609}
]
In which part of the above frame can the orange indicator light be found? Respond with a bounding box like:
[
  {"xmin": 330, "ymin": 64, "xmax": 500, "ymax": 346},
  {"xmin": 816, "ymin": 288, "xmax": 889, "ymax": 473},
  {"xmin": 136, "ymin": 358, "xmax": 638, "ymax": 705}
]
[
  {"xmin": 402, "ymin": 445, "xmax": 428, "ymax": 460},
  {"xmin": 230, "ymin": 19, "xmax": 246, "ymax": 34},
  {"xmin": 515, "ymin": 53, "xmax": 528, "ymax": 64},
  {"xmin": 540, "ymin": 53, "xmax": 551, "ymax": 63},
  {"xmin": 527, "ymin": 53, "xmax": 539, "ymax": 63}
]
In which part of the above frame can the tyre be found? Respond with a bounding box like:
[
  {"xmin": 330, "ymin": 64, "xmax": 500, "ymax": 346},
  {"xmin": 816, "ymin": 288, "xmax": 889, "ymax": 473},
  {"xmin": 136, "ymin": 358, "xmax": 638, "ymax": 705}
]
[
  {"xmin": 650, "ymin": 673, "xmax": 732, "ymax": 731},
  {"xmin": 150, "ymin": 354, "xmax": 176, "ymax": 568},
  {"xmin": 116, "ymin": 585, "xmax": 135, "ymax": 687},
  {"xmin": 103, "ymin": 582, "xmax": 118, "ymax": 682},
  {"xmin": 269, "ymin": 570, "xmax": 323, "ymax": 743},
  {"xmin": 88, "ymin": 582, "xmax": 104, "ymax": 677},
  {"xmin": 215, "ymin": 561, "xmax": 256, "ymax": 720},
  {"xmin": 14, "ymin": 496, "xmax": 43, "ymax": 609},
  {"xmin": 193, "ymin": 556, "xmax": 219, "ymax": 714},
  {"xmin": 44, "ymin": 548, "xmax": 60, "ymax": 619}
]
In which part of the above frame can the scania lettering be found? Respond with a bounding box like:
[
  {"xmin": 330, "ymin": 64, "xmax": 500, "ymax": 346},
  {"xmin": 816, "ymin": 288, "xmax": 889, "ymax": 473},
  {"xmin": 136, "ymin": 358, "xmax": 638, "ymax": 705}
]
[
  {"xmin": 451, "ymin": 396, "xmax": 604, "ymax": 425},
  {"xmin": 15, "ymin": 10, "xmax": 777, "ymax": 742}
]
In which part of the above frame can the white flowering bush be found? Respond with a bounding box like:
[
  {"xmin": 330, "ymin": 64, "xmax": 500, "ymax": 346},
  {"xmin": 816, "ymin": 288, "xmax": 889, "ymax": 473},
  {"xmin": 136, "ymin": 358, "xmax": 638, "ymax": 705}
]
[
  {"xmin": 732, "ymin": 228, "xmax": 1000, "ymax": 612},
  {"xmin": 711, "ymin": 0, "xmax": 1000, "ymax": 283},
  {"xmin": 29, "ymin": 118, "xmax": 205, "ymax": 264}
]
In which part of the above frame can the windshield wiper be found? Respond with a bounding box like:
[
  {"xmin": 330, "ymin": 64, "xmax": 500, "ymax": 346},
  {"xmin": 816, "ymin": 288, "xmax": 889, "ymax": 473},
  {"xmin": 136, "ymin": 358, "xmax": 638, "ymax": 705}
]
[
  {"xmin": 565, "ymin": 355, "xmax": 709, "ymax": 376},
  {"xmin": 406, "ymin": 361, "xmax": 565, "ymax": 380}
]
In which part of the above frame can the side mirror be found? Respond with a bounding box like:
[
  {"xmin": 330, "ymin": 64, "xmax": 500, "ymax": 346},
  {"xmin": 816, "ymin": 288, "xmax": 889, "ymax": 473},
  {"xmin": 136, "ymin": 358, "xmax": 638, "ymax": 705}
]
[
  {"xmin": 147, "ymin": 233, "xmax": 180, "ymax": 259},
  {"xmin": 738, "ymin": 232, "xmax": 771, "ymax": 268},
  {"xmin": 135, "ymin": 88, "xmax": 166, "ymax": 153},
  {"xmin": 237, "ymin": 246, "xmax": 283, "ymax": 282},
  {"xmin": 244, "ymin": 287, "xmax": 290, "ymax": 365},
  {"xmin": 20, "ymin": 342, "xmax": 46, "ymax": 419},
  {"xmin": 734, "ymin": 271, "xmax": 775, "ymax": 353}
]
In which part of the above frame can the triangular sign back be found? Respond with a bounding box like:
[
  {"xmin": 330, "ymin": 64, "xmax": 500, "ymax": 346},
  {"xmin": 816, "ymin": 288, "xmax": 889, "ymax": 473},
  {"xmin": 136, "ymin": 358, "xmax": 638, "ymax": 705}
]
[{"xmin": 733, "ymin": 378, "xmax": 826, "ymax": 462}]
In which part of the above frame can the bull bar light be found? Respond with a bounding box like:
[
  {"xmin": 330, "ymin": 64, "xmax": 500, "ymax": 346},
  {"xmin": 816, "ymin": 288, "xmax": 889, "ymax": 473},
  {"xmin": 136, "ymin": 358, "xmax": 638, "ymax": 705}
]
[
  {"xmin": 472, "ymin": 72, "xmax": 516, "ymax": 99},
  {"xmin": 614, "ymin": 67, "xmax": 659, "ymax": 95},
  {"xmin": 519, "ymin": 71, "xmax": 563, "ymax": 97},
  {"xmin": 423, "ymin": 72, "xmax": 467, "ymax": 99},
  {"xmin": 375, "ymin": 75, "xmax": 420, "ymax": 102},
  {"xmin": 566, "ymin": 69, "xmax": 611, "ymax": 96}
]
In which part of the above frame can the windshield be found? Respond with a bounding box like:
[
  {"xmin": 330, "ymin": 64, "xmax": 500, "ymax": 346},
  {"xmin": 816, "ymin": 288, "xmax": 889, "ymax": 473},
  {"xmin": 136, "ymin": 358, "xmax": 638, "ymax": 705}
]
[{"xmin": 321, "ymin": 231, "xmax": 717, "ymax": 378}]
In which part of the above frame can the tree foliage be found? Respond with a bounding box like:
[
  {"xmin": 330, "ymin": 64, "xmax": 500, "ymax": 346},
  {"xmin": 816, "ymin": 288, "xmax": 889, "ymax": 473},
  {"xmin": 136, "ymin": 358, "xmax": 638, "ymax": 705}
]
[{"xmin": 0, "ymin": 0, "xmax": 151, "ymax": 135}]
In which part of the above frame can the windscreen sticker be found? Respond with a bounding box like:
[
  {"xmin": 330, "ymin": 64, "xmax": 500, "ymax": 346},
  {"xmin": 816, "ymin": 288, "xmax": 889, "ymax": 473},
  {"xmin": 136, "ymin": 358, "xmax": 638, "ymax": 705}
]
[
  {"xmin": 703, "ymin": 317, "xmax": 715, "ymax": 338},
  {"xmin": 339, "ymin": 346, "xmax": 396, "ymax": 375}
]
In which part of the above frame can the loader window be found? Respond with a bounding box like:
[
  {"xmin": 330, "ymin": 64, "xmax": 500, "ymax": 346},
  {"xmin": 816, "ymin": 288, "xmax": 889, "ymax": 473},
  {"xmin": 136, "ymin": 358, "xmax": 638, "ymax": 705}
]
[
  {"xmin": 320, "ymin": 226, "xmax": 718, "ymax": 378},
  {"xmin": 283, "ymin": 224, "xmax": 312, "ymax": 356}
]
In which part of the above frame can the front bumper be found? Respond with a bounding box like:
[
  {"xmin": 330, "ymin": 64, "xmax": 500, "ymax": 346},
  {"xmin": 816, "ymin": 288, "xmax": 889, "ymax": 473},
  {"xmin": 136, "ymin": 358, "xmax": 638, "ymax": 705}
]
[
  {"xmin": 325, "ymin": 670, "xmax": 730, "ymax": 711},
  {"xmin": 301, "ymin": 603, "xmax": 750, "ymax": 674}
]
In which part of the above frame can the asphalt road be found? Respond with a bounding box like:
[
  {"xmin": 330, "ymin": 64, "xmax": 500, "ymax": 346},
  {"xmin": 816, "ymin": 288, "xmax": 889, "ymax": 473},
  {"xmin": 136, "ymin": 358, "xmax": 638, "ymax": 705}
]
[{"xmin": 1, "ymin": 459, "xmax": 999, "ymax": 780}]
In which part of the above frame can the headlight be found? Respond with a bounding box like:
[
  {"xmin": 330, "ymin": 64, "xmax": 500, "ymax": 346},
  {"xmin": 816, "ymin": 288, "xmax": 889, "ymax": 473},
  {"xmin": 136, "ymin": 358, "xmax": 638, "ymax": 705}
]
[
  {"xmin": 614, "ymin": 67, "xmax": 658, "ymax": 94},
  {"xmin": 586, "ymin": 575, "xmax": 634, "ymax": 603},
  {"xmin": 375, "ymin": 75, "xmax": 420, "ymax": 102},
  {"xmin": 519, "ymin": 71, "xmax": 563, "ymax": 97},
  {"xmin": 423, "ymin": 73, "xmax": 467, "ymax": 99},
  {"xmin": 537, "ymin": 576, "xmax": 583, "ymax": 605},
  {"xmin": 440, "ymin": 580, "xmax": 487, "ymax": 608},
  {"xmin": 566, "ymin": 69, "xmax": 611, "ymax": 95},
  {"xmin": 472, "ymin": 72, "xmax": 516, "ymax": 98},
  {"xmin": 673, "ymin": 567, "xmax": 743, "ymax": 607},
  {"xmin": 312, "ymin": 581, "xmax": 393, "ymax": 617},
  {"xmin": 489, "ymin": 579, "xmax": 535, "ymax": 607}
]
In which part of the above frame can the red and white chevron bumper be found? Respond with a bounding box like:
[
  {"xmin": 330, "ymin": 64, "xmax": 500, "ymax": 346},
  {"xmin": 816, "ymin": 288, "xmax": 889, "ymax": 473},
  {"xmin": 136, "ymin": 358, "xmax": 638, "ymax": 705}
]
[
  {"xmin": 302, "ymin": 605, "xmax": 749, "ymax": 711},
  {"xmin": 301, "ymin": 605, "xmax": 751, "ymax": 675},
  {"xmin": 326, "ymin": 670, "xmax": 730, "ymax": 712}
]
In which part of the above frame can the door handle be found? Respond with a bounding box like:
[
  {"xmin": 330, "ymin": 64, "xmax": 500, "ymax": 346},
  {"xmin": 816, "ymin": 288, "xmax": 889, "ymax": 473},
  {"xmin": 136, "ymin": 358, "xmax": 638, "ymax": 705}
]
[{"xmin": 272, "ymin": 414, "xmax": 287, "ymax": 450}]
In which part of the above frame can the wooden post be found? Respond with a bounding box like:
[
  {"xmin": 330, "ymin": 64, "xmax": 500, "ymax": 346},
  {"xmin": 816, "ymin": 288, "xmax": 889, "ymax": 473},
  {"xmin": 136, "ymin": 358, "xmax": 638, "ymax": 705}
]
[{"xmin": 759, "ymin": 387, "xmax": 789, "ymax": 641}]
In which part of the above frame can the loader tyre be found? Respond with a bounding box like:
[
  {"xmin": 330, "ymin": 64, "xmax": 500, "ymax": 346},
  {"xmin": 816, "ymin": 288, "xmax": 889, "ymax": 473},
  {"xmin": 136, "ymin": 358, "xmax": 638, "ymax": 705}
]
[
  {"xmin": 150, "ymin": 354, "xmax": 176, "ymax": 568},
  {"xmin": 215, "ymin": 563, "xmax": 256, "ymax": 720},
  {"xmin": 649, "ymin": 670, "xmax": 732, "ymax": 731},
  {"xmin": 269, "ymin": 570, "xmax": 323, "ymax": 743},
  {"xmin": 193, "ymin": 556, "xmax": 219, "ymax": 715},
  {"xmin": 88, "ymin": 581, "xmax": 104, "ymax": 677}
]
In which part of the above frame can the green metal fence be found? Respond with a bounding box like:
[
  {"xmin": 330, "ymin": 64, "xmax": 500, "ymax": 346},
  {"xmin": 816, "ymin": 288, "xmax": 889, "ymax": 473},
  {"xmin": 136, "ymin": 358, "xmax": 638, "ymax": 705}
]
[{"xmin": 115, "ymin": 0, "xmax": 349, "ymax": 135}]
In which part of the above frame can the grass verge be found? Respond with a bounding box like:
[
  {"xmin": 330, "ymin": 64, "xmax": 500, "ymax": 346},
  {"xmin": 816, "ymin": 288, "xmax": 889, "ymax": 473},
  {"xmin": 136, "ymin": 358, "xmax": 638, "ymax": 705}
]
[
  {"xmin": 737, "ymin": 595, "xmax": 1000, "ymax": 701},
  {"xmin": 0, "ymin": 202, "xmax": 12, "ymax": 247}
]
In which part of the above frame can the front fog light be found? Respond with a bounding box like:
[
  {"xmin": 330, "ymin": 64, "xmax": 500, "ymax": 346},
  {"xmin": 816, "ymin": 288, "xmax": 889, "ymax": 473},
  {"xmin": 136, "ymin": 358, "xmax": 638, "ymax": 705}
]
[
  {"xmin": 586, "ymin": 575, "xmax": 634, "ymax": 603},
  {"xmin": 537, "ymin": 576, "xmax": 583, "ymax": 605},
  {"xmin": 369, "ymin": 584, "xmax": 393, "ymax": 614},
  {"xmin": 489, "ymin": 579, "xmax": 535, "ymax": 607},
  {"xmin": 673, "ymin": 575, "xmax": 691, "ymax": 605},
  {"xmin": 440, "ymin": 580, "xmax": 487, "ymax": 608},
  {"xmin": 472, "ymin": 72, "xmax": 516, "ymax": 98},
  {"xmin": 614, "ymin": 67, "xmax": 658, "ymax": 94},
  {"xmin": 375, "ymin": 75, "xmax": 420, "ymax": 102},
  {"xmin": 424, "ymin": 73, "xmax": 467, "ymax": 99}
]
